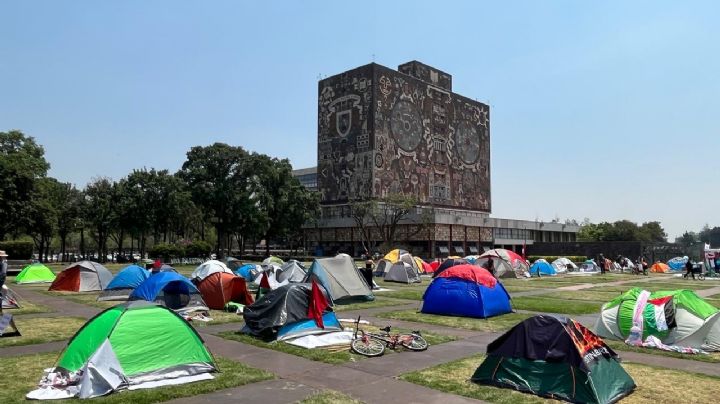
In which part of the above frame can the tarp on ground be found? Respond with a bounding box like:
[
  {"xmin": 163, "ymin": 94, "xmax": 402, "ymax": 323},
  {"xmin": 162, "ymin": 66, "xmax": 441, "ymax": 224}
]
[
  {"xmin": 196, "ymin": 272, "xmax": 253, "ymax": 310},
  {"xmin": 26, "ymin": 301, "xmax": 216, "ymax": 399},
  {"xmin": 422, "ymin": 264, "xmax": 512, "ymax": 318},
  {"xmin": 472, "ymin": 315, "xmax": 635, "ymax": 404},
  {"xmin": 476, "ymin": 249, "xmax": 531, "ymax": 278},
  {"xmin": 49, "ymin": 261, "xmax": 113, "ymax": 292},
  {"xmin": 190, "ymin": 260, "xmax": 233, "ymax": 282},
  {"xmin": 98, "ymin": 265, "xmax": 151, "ymax": 301},
  {"xmin": 15, "ymin": 263, "xmax": 56, "ymax": 284},
  {"xmin": 129, "ymin": 272, "xmax": 208, "ymax": 312},
  {"xmin": 304, "ymin": 255, "xmax": 374, "ymax": 303},
  {"xmin": 242, "ymin": 283, "xmax": 340, "ymax": 341},
  {"xmin": 594, "ymin": 287, "xmax": 720, "ymax": 351}
]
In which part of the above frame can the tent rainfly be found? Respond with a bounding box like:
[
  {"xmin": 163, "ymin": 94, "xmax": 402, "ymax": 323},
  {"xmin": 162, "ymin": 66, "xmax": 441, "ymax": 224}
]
[
  {"xmin": 304, "ymin": 255, "xmax": 374, "ymax": 303},
  {"xmin": 49, "ymin": 261, "xmax": 112, "ymax": 292},
  {"xmin": 15, "ymin": 263, "xmax": 56, "ymax": 284}
]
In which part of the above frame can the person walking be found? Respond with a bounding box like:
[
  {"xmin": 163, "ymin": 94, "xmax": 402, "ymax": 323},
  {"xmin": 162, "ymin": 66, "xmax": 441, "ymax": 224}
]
[
  {"xmin": 597, "ymin": 253, "xmax": 606, "ymax": 275},
  {"xmin": 684, "ymin": 256, "xmax": 695, "ymax": 280},
  {"xmin": 0, "ymin": 250, "xmax": 8, "ymax": 290}
]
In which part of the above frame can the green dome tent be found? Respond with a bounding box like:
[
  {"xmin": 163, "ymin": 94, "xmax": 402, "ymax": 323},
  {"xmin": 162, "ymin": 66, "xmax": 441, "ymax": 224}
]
[
  {"xmin": 27, "ymin": 301, "xmax": 216, "ymax": 400},
  {"xmin": 15, "ymin": 263, "xmax": 56, "ymax": 284},
  {"xmin": 473, "ymin": 315, "xmax": 635, "ymax": 404},
  {"xmin": 594, "ymin": 287, "xmax": 720, "ymax": 351}
]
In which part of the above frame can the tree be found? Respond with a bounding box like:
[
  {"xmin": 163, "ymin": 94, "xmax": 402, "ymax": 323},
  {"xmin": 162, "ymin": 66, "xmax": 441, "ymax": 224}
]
[
  {"xmin": 84, "ymin": 177, "xmax": 116, "ymax": 262},
  {"xmin": 637, "ymin": 221, "xmax": 667, "ymax": 242},
  {"xmin": 700, "ymin": 225, "xmax": 720, "ymax": 247},
  {"xmin": 54, "ymin": 183, "xmax": 84, "ymax": 262},
  {"xmin": 26, "ymin": 178, "xmax": 59, "ymax": 261},
  {"xmin": 251, "ymin": 155, "xmax": 320, "ymax": 257},
  {"xmin": 0, "ymin": 130, "xmax": 50, "ymax": 239},
  {"xmin": 179, "ymin": 143, "xmax": 255, "ymax": 257},
  {"xmin": 350, "ymin": 194, "xmax": 427, "ymax": 251},
  {"xmin": 675, "ymin": 231, "xmax": 699, "ymax": 247}
]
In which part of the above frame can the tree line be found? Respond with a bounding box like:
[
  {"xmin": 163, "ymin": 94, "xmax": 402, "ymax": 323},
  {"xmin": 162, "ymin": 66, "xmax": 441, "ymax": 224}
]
[
  {"xmin": 576, "ymin": 219, "xmax": 667, "ymax": 242},
  {"xmin": 0, "ymin": 130, "xmax": 319, "ymax": 262}
]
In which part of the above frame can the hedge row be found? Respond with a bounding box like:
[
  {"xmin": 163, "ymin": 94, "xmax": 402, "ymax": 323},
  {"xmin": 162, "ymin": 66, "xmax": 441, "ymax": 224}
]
[
  {"xmin": 0, "ymin": 240, "xmax": 34, "ymax": 259},
  {"xmin": 149, "ymin": 240, "xmax": 213, "ymax": 260},
  {"xmin": 527, "ymin": 255, "xmax": 587, "ymax": 263}
]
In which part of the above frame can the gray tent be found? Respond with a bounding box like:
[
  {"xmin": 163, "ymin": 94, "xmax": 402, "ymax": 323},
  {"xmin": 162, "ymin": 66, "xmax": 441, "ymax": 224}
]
[
  {"xmin": 383, "ymin": 262, "xmax": 421, "ymax": 284},
  {"xmin": 277, "ymin": 260, "xmax": 306, "ymax": 283},
  {"xmin": 304, "ymin": 255, "xmax": 374, "ymax": 303}
]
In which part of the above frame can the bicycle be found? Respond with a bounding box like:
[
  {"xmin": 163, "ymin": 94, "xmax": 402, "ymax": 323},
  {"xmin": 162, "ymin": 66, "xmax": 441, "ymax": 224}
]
[{"xmin": 350, "ymin": 316, "xmax": 428, "ymax": 357}]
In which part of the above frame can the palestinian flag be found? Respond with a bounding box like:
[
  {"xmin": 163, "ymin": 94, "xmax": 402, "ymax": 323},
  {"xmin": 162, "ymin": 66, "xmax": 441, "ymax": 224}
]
[
  {"xmin": 255, "ymin": 272, "xmax": 271, "ymax": 300},
  {"xmin": 645, "ymin": 295, "xmax": 676, "ymax": 334}
]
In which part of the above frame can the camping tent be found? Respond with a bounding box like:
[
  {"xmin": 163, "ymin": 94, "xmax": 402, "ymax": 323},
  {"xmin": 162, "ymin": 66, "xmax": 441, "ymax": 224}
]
[
  {"xmin": 15, "ymin": 263, "xmax": 56, "ymax": 284},
  {"xmin": 429, "ymin": 261, "xmax": 441, "ymax": 272},
  {"xmin": 422, "ymin": 264, "xmax": 512, "ymax": 318},
  {"xmin": 1, "ymin": 285, "xmax": 21, "ymax": 309},
  {"xmin": 49, "ymin": 261, "xmax": 113, "ymax": 292},
  {"xmin": 304, "ymin": 255, "xmax": 374, "ymax": 303},
  {"xmin": 196, "ymin": 272, "xmax": 254, "ymax": 310},
  {"xmin": 464, "ymin": 255, "xmax": 480, "ymax": 264},
  {"xmin": 190, "ymin": 260, "xmax": 234, "ymax": 282},
  {"xmin": 130, "ymin": 272, "xmax": 208, "ymax": 312},
  {"xmin": 225, "ymin": 257, "xmax": 242, "ymax": 271},
  {"xmin": 375, "ymin": 249, "xmax": 421, "ymax": 276},
  {"xmin": 431, "ymin": 258, "xmax": 468, "ymax": 278},
  {"xmin": 475, "ymin": 249, "xmax": 531, "ymax": 278},
  {"xmin": 98, "ymin": 265, "xmax": 151, "ymax": 301},
  {"xmin": 594, "ymin": 287, "xmax": 720, "ymax": 351},
  {"xmin": 650, "ymin": 262, "xmax": 671, "ymax": 273},
  {"xmin": 530, "ymin": 259, "xmax": 556, "ymax": 276},
  {"xmin": 472, "ymin": 315, "xmax": 635, "ymax": 404},
  {"xmin": 383, "ymin": 261, "xmax": 421, "ymax": 284},
  {"xmin": 579, "ymin": 260, "xmax": 601, "ymax": 273},
  {"xmin": 277, "ymin": 260, "xmax": 306, "ymax": 283},
  {"xmin": 27, "ymin": 301, "xmax": 216, "ymax": 400},
  {"xmin": 262, "ymin": 256, "xmax": 284, "ymax": 266},
  {"xmin": 667, "ymin": 256, "xmax": 688, "ymax": 271},
  {"xmin": 242, "ymin": 283, "xmax": 342, "ymax": 341},
  {"xmin": 551, "ymin": 257, "xmax": 577, "ymax": 273},
  {"xmin": 413, "ymin": 257, "xmax": 433, "ymax": 274}
]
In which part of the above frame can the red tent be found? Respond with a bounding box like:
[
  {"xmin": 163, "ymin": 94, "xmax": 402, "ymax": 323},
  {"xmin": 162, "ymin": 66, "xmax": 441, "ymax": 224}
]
[
  {"xmin": 49, "ymin": 261, "xmax": 113, "ymax": 292},
  {"xmin": 429, "ymin": 261, "xmax": 441, "ymax": 272},
  {"xmin": 435, "ymin": 264, "xmax": 497, "ymax": 288},
  {"xmin": 197, "ymin": 272, "xmax": 254, "ymax": 310}
]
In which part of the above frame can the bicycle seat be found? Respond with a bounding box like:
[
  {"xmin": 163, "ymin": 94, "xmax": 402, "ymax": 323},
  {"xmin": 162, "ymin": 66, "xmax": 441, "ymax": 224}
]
[{"xmin": 380, "ymin": 326, "xmax": 392, "ymax": 333}]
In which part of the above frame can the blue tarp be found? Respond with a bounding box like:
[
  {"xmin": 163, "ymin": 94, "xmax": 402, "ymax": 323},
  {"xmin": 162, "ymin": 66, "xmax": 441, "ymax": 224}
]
[
  {"xmin": 105, "ymin": 265, "xmax": 150, "ymax": 290},
  {"xmin": 276, "ymin": 312, "xmax": 342, "ymax": 341},
  {"xmin": 235, "ymin": 264, "xmax": 258, "ymax": 281},
  {"xmin": 130, "ymin": 272, "xmax": 199, "ymax": 301},
  {"xmin": 530, "ymin": 261, "xmax": 557, "ymax": 276},
  {"xmin": 667, "ymin": 257, "xmax": 688, "ymax": 271},
  {"xmin": 421, "ymin": 277, "xmax": 512, "ymax": 318}
]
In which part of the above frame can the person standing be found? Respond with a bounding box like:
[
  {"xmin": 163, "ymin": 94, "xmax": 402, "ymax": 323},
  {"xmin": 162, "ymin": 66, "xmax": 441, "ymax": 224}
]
[
  {"xmin": 363, "ymin": 253, "xmax": 375, "ymax": 290},
  {"xmin": 0, "ymin": 250, "xmax": 8, "ymax": 290},
  {"xmin": 685, "ymin": 256, "xmax": 695, "ymax": 280},
  {"xmin": 597, "ymin": 253, "xmax": 606, "ymax": 274}
]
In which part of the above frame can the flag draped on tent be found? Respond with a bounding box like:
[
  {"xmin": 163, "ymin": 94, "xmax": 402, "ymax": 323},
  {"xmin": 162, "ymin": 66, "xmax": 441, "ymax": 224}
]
[{"xmin": 308, "ymin": 280, "xmax": 329, "ymax": 328}]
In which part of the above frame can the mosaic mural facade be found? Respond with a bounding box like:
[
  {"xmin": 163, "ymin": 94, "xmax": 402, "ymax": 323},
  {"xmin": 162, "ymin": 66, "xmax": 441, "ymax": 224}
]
[{"xmin": 318, "ymin": 61, "xmax": 491, "ymax": 212}]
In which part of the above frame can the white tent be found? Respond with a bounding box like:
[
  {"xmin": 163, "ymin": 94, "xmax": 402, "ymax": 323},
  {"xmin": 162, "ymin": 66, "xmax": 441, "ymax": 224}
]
[
  {"xmin": 190, "ymin": 260, "xmax": 234, "ymax": 282},
  {"xmin": 551, "ymin": 257, "xmax": 577, "ymax": 273}
]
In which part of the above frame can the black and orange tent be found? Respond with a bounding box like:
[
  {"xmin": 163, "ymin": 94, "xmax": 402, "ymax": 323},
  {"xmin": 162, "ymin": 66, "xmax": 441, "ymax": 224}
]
[{"xmin": 197, "ymin": 272, "xmax": 254, "ymax": 310}]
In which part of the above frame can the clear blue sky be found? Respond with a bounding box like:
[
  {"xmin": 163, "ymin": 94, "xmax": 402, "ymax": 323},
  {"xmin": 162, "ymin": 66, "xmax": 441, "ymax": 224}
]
[{"xmin": 2, "ymin": 1, "xmax": 718, "ymax": 239}]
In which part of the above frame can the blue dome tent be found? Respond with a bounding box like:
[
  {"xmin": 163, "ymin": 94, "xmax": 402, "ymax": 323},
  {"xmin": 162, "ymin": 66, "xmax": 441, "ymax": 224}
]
[
  {"xmin": 130, "ymin": 272, "xmax": 208, "ymax": 312},
  {"xmin": 98, "ymin": 265, "xmax": 150, "ymax": 301},
  {"xmin": 530, "ymin": 260, "xmax": 557, "ymax": 276},
  {"xmin": 422, "ymin": 264, "xmax": 512, "ymax": 318}
]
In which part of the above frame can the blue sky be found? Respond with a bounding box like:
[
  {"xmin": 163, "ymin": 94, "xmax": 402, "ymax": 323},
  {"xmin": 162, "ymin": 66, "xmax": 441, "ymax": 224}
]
[{"xmin": 1, "ymin": 1, "xmax": 718, "ymax": 239}]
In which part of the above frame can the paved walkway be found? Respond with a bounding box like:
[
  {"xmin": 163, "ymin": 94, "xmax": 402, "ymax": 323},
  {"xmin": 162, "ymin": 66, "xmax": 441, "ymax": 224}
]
[{"xmin": 4, "ymin": 275, "xmax": 720, "ymax": 404}]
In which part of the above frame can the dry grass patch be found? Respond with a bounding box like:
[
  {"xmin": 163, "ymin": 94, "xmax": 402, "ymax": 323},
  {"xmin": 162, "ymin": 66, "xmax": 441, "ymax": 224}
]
[
  {"xmin": 377, "ymin": 310, "xmax": 532, "ymax": 332},
  {"xmin": 0, "ymin": 316, "xmax": 86, "ymax": 347},
  {"xmin": 401, "ymin": 353, "xmax": 720, "ymax": 404}
]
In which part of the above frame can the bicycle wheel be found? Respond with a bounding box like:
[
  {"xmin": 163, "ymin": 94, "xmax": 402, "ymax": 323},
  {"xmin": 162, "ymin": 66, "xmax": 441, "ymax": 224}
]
[
  {"xmin": 351, "ymin": 337, "xmax": 385, "ymax": 357},
  {"xmin": 400, "ymin": 334, "xmax": 428, "ymax": 351}
]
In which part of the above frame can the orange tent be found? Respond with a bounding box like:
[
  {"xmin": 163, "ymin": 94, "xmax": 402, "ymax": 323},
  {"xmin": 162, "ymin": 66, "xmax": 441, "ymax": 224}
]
[
  {"xmin": 650, "ymin": 262, "xmax": 670, "ymax": 273},
  {"xmin": 197, "ymin": 272, "xmax": 254, "ymax": 310}
]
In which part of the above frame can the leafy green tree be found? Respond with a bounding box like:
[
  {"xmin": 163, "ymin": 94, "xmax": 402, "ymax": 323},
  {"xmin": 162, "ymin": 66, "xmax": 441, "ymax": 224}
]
[
  {"xmin": 179, "ymin": 143, "xmax": 256, "ymax": 257},
  {"xmin": 699, "ymin": 225, "xmax": 720, "ymax": 247},
  {"xmin": 55, "ymin": 183, "xmax": 84, "ymax": 261},
  {"xmin": 675, "ymin": 231, "xmax": 699, "ymax": 246},
  {"xmin": 26, "ymin": 178, "xmax": 59, "ymax": 261},
  {"xmin": 84, "ymin": 177, "xmax": 116, "ymax": 262},
  {"xmin": 0, "ymin": 130, "xmax": 50, "ymax": 240},
  {"xmin": 637, "ymin": 221, "xmax": 667, "ymax": 242}
]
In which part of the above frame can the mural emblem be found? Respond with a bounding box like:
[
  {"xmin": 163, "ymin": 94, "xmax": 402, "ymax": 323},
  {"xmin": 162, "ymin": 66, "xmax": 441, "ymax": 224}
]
[
  {"xmin": 329, "ymin": 95, "xmax": 361, "ymax": 137},
  {"xmin": 390, "ymin": 100, "xmax": 423, "ymax": 152},
  {"xmin": 379, "ymin": 75, "xmax": 392, "ymax": 96}
]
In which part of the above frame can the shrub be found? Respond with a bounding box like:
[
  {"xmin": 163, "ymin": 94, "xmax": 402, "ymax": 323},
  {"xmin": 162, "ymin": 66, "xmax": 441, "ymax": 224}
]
[
  {"xmin": 184, "ymin": 240, "xmax": 212, "ymax": 258},
  {"xmin": 149, "ymin": 243, "xmax": 185, "ymax": 260},
  {"xmin": 0, "ymin": 240, "xmax": 33, "ymax": 259}
]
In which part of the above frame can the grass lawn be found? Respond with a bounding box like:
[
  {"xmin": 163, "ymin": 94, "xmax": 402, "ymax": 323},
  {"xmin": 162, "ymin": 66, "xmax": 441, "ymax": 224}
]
[
  {"xmin": 218, "ymin": 325, "xmax": 456, "ymax": 365},
  {"xmin": 373, "ymin": 288, "xmax": 425, "ymax": 301},
  {"xmin": 43, "ymin": 291, "xmax": 117, "ymax": 309},
  {"xmin": 605, "ymin": 339, "xmax": 720, "ymax": 363},
  {"xmin": 0, "ymin": 316, "xmax": 86, "ymax": 347},
  {"xmin": 400, "ymin": 353, "xmax": 720, "ymax": 404},
  {"xmin": 596, "ymin": 282, "xmax": 718, "ymax": 294},
  {"xmin": 376, "ymin": 310, "xmax": 532, "ymax": 333},
  {"xmin": 333, "ymin": 296, "xmax": 414, "ymax": 312},
  {"xmin": 0, "ymin": 352, "xmax": 273, "ymax": 404},
  {"xmin": 542, "ymin": 290, "xmax": 626, "ymax": 302},
  {"xmin": 511, "ymin": 296, "xmax": 603, "ymax": 315},
  {"xmin": 4, "ymin": 300, "xmax": 52, "ymax": 315},
  {"xmin": 299, "ymin": 390, "xmax": 363, "ymax": 404}
]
